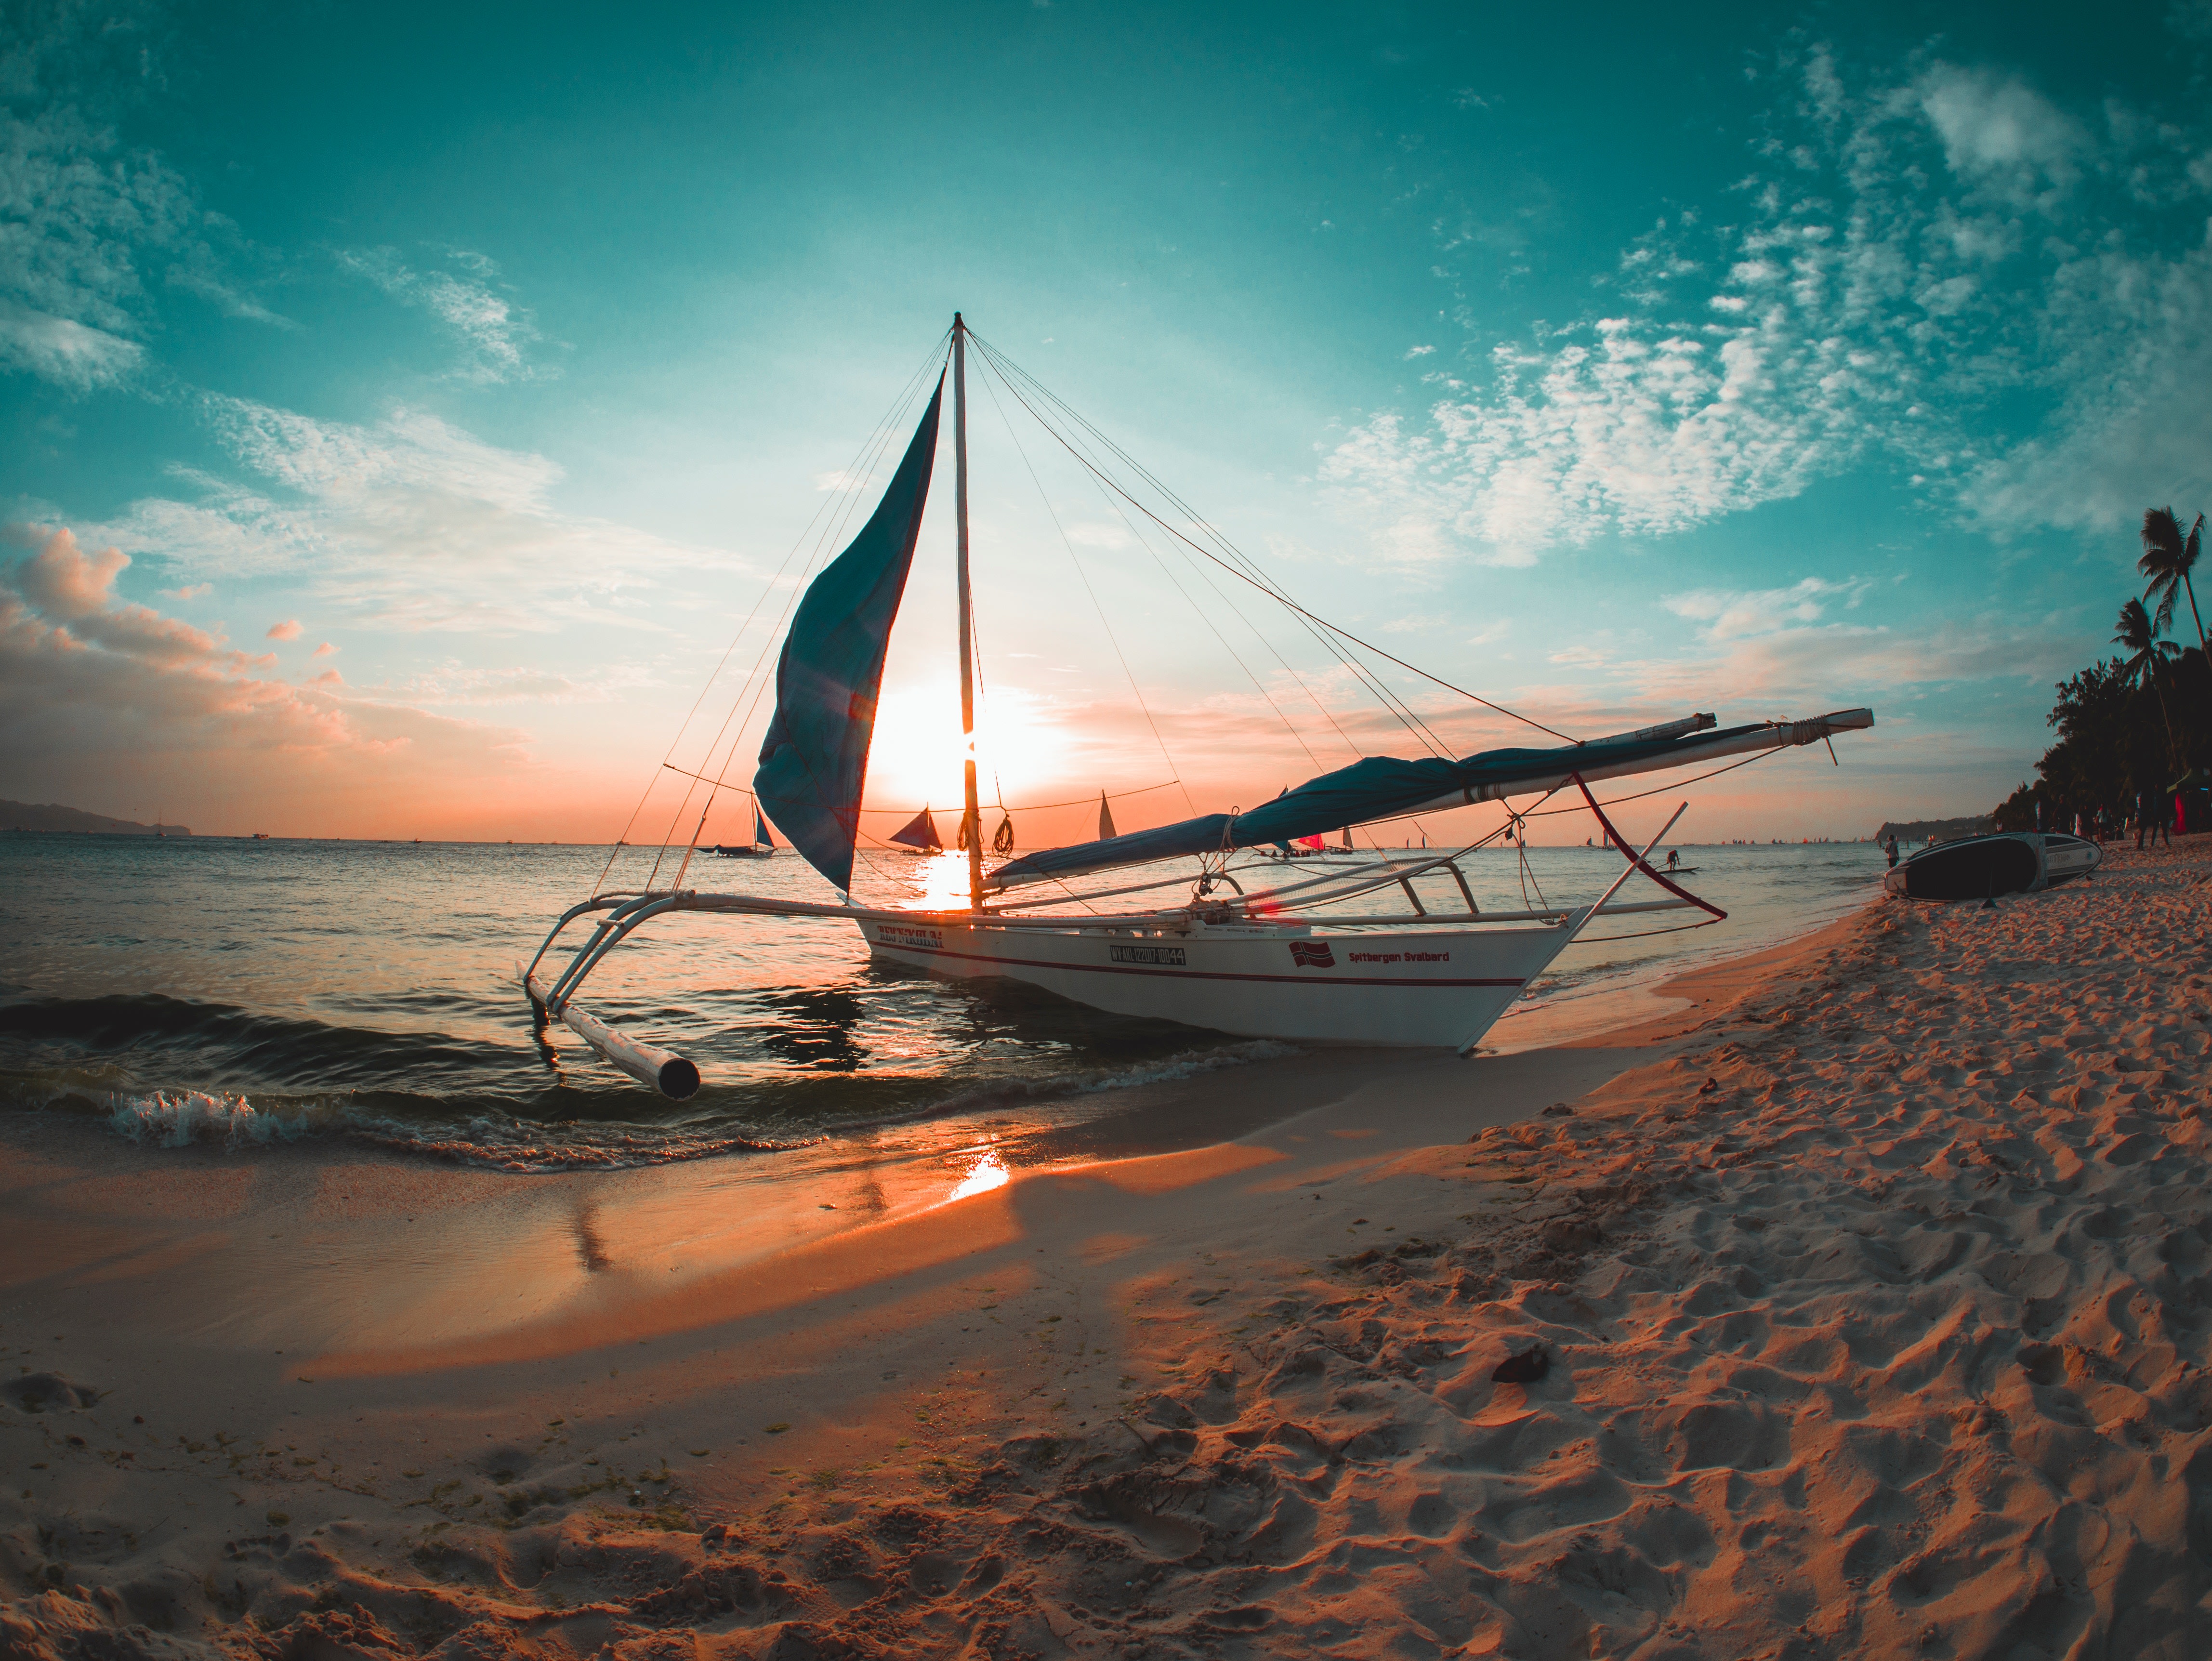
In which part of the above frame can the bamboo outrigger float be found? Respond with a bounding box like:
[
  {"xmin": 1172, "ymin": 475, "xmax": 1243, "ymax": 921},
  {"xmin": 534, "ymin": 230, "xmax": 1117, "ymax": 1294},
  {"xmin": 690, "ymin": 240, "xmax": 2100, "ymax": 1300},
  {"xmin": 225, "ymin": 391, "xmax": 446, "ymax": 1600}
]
[{"xmin": 524, "ymin": 316, "xmax": 1874, "ymax": 1097}]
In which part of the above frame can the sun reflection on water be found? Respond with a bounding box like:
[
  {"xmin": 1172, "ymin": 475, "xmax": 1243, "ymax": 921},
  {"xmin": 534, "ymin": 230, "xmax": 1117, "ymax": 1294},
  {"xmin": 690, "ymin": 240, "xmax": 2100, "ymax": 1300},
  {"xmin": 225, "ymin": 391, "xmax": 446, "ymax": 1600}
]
[
  {"xmin": 896, "ymin": 846, "xmax": 1005, "ymax": 911},
  {"xmin": 948, "ymin": 1148, "xmax": 1009, "ymax": 1201}
]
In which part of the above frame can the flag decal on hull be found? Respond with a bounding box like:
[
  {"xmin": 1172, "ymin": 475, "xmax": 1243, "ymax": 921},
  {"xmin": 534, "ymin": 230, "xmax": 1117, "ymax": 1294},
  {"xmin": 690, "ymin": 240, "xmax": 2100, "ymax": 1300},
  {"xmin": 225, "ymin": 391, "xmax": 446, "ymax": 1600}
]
[{"xmin": 1289, "ymin": 941, "xmax": 1337, "ymax": 968}]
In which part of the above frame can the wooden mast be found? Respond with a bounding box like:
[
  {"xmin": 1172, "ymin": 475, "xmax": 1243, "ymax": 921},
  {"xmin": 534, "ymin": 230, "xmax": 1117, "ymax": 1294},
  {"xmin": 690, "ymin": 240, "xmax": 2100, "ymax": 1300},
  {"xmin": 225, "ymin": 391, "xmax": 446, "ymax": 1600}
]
[{"xmin": 954, "ymin": 313, "xmax": 984, "ymax": 910}]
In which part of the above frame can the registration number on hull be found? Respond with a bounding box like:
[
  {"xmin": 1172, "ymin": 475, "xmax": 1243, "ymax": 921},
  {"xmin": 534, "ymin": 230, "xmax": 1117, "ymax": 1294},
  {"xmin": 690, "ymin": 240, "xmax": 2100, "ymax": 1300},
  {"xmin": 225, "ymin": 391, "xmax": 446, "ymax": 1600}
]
[{"xmin": 1108, "ymin": 944, "xmax": 1187, "ymax": 967}]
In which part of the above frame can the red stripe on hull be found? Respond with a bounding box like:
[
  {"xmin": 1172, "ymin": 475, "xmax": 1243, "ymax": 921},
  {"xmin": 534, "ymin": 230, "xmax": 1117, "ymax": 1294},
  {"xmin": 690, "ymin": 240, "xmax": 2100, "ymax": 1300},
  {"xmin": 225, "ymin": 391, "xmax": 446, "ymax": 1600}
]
[{"xmin": 874, "ymin": 939, "xmax": 1524, "ymax": 989}]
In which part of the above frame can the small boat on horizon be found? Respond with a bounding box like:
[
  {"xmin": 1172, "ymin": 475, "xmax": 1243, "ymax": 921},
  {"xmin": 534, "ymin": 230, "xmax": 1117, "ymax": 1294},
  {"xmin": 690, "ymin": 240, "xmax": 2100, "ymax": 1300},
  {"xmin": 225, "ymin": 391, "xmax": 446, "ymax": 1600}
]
[
  {"xmin": 706, "ymin": 803, "xmax": 779, "ymax": 858},
  {"xmin": 886, "ymin": 806, "xmax": 943, "ymax": 856}
]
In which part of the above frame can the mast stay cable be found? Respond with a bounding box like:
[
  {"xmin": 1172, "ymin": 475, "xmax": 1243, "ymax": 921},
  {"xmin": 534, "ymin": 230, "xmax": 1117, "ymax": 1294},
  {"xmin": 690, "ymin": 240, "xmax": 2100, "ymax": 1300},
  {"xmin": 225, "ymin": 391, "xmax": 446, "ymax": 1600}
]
[
  {"xmin": 626, "ymin": 330, "xmax": 950, "ymax": 896},
  {"xmin": 967, "ymin": 329, "xmax": 1575, "ymax": 745}
]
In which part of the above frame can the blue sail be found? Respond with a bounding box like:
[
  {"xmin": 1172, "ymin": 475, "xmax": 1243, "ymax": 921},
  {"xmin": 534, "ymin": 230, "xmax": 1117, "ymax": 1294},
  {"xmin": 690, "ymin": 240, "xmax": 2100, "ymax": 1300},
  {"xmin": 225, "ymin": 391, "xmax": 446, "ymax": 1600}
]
[
  {"xmin": 991, "ymin": 721, "xmax": 1785, "ymax": 886},
  {"xmin": 754, "ymin": 380, "xmax": 944, "ymax": 892}
]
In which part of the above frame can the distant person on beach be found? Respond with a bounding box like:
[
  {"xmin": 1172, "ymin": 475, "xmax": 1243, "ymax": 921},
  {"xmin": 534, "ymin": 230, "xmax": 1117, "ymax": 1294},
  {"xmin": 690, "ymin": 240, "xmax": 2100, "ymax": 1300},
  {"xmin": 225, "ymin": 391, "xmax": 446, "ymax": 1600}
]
[
  {"xmin": 1884, "ymin": 835, "xmax": 1898, "ymax": 868},
  {"xmin": 2139, "ymin": 789, "xmax": 2171, "ymax": 849}
]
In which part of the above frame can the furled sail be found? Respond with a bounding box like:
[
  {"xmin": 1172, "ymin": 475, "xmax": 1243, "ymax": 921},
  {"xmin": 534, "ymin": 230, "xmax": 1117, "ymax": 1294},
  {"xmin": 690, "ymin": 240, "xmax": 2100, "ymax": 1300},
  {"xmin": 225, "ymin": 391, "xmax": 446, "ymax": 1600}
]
[
  {"xmin": 989, "ymin": 709, "xmax": 1873, "ymax": 888},
  {"xmin": 753, "ymin": 380, "xmax": 945, "ymax": 892}
]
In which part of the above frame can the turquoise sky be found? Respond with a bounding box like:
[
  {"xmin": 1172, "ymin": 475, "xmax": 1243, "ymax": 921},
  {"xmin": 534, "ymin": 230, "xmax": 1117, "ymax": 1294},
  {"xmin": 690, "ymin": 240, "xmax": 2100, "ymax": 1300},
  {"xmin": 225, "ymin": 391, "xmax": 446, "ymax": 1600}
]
[{"xmin": 6, "ymin": 0, "xmax": 2211, "ymax": 844}]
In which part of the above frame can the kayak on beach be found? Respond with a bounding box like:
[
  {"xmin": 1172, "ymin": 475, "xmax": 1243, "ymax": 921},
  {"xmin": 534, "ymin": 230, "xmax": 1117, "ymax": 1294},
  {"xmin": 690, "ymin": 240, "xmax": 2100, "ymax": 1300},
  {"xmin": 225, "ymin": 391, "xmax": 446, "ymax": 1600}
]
[{"xmin": 1881, "ymin": 831, "xmax": 2100, "ymax": 902}]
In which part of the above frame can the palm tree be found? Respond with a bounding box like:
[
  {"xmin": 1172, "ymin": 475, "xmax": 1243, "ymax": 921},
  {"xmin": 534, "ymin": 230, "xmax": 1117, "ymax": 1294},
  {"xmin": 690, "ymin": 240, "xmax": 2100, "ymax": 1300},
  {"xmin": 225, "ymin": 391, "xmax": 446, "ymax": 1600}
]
[
  {"xmin": 2114, "ymin": 596, "xmax": 2179, "ymax": 760},
  {"xmin": 2140, "ymin": 507, "xmax": 2207, "ymax": 660}
]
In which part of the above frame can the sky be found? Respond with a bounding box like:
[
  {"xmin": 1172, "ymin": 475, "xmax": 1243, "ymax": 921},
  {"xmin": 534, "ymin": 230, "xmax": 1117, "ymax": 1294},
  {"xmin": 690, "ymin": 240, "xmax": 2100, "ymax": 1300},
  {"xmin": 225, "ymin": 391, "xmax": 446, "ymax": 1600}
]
[{"xmin": 6, "ymin": 0, "xmax": 2212, "ymax": 847}]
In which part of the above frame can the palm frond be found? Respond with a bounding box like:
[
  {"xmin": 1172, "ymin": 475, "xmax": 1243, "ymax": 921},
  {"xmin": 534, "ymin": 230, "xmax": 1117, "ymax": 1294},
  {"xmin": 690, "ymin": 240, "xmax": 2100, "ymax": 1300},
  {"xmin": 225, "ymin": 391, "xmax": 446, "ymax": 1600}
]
[
  {"xmin": 2114, "ymin": 596, "xmax": 2158, "ymax": 653},
  {"xmin": 2140, "ymin": 507, "xmax": 2201, "ymax": 581}
]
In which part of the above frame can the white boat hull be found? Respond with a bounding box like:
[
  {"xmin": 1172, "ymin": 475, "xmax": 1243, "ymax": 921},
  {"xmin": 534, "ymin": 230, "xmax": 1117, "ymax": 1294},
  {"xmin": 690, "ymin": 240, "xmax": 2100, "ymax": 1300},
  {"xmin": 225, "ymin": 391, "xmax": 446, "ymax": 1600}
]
[{"xmin": 856, "ymin": 916, "xmax": 1580, "ymax": 1049}]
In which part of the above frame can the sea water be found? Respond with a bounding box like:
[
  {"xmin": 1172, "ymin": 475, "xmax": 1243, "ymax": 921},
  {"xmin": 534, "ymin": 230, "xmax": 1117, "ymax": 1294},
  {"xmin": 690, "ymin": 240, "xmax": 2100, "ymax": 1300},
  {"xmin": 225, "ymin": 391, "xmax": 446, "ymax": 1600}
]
[{"xmin": 0, "ymin": 833, "xmax": 1882, "ymax": 1169}]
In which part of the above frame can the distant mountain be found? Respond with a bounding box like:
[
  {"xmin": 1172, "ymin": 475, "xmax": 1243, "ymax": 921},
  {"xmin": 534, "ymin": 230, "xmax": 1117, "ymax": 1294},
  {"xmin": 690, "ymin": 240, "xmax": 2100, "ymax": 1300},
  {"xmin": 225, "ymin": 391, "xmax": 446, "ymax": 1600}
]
[
  {"xmin": 1874, "ymin": 815, "xmax": 1991, "ymax": 845},
  {"xmin": 0, "ymin": 800, "xmax": 192, "ymax": 836}
]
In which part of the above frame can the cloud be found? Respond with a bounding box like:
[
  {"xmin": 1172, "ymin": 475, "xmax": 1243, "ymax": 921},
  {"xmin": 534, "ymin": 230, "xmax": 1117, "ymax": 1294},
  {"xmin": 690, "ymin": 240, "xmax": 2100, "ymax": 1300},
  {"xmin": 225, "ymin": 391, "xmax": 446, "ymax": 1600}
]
[
  {"xmin": 1064, "ymin": 522, "xmax": 1131, "ymax": 549},
  {"xmin": 161, "ymin": 581, "xmax": 211, "ymax": 600},
  {"xmin": 0, "ymin": 298, "xmax": 145, "ymax": 389},
  {"xmin": 311, "ymin": 640, "xmax": 335, "ymax": 657},
  {"xmin": 1322, "ymin": 45, "xmax": 2212, "ymax": 562},
  {"xmin": 13, "ymin": 528, "xmax": 128, "ymax": 618},
  {"xmin": 337, "ymin": 247, "xmax": 543, "ymax": 383},
  {"xmin": 342, "ymin": 662, "xmax": 650, "ymax": 707},
  {"xmin": 1662, "ymin": 577, "xmax": 1862, "ymax": 640},
  {"xmin": 96, "ymin": 394, "xmax": 729, "ymax": 633},
  {"xmin": 265, "ymin": 618, "xmax": 302, "ymax": 640},
  {"xmin": 0, "ymin": 521, "xmax": 536, "ymax": 831},
  {"xmin": 0, "ymin": 14, "xmax": 290, "ymax": 390},
  {"xmin": 1911, "ymin": 65, "xmax": 2085, "ymax": 201},
  {"xmin": 1404, "ymin": 344, "xmax": 1435, "ymax": 358}
]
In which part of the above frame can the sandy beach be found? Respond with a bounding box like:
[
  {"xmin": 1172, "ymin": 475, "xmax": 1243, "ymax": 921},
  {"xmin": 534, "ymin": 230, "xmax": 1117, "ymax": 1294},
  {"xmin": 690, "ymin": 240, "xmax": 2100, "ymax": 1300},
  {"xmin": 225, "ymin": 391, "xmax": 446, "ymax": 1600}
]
[{"xmin": 6, "ymin": 844, "xmax": 2211, "ymax": 1661}]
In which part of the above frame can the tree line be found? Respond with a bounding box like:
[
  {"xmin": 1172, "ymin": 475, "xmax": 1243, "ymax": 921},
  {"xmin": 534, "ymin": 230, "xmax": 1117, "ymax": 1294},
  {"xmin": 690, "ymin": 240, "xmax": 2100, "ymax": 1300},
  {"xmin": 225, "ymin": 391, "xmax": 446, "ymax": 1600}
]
[{"xmin": 1993, "ymin": 508, "xmax": 2207, "ymax": 837}]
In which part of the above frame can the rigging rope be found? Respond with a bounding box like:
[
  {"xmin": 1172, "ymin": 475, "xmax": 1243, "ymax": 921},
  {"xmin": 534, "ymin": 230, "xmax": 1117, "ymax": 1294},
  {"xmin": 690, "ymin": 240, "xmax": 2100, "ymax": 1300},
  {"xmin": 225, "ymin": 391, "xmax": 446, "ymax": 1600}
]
[
  {"xmin": 969, "ymin": 354, "xmax": 1194, "ymax": 815},
  {"xmin": 637, "ymin": 334, "xmax": 950, "ymax": 896},
  {"xmin": 977, "ymin": 338, "xmax": 1463, "ymax": 757},
  {"xmin": 974, "ymin": 337, "xmax": 1441, "ymax": 763},
  {"xmin": 967, "ymin": 329, "xmax": 1575, "ymax": 744}
]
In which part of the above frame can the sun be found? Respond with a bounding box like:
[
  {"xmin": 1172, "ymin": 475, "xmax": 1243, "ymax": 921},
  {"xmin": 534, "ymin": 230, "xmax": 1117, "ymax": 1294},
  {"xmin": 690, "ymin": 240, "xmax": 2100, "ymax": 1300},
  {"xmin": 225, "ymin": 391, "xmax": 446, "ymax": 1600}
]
[{"xmin": 862, "ymin": 676, "xmax": 1059, "ymax": 820}]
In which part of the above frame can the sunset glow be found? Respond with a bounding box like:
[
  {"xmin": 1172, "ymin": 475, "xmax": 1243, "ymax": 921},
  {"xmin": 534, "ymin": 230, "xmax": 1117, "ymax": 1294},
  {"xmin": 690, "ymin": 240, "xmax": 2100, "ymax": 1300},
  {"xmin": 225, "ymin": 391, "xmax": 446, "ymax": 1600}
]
[
  {"xmin": 5, "ymin": 6, "xmax": 2199, "ymax": 847},
  {"xmin": 862, "ymin": 677, "xmax": 1063, "ymax": 821}
]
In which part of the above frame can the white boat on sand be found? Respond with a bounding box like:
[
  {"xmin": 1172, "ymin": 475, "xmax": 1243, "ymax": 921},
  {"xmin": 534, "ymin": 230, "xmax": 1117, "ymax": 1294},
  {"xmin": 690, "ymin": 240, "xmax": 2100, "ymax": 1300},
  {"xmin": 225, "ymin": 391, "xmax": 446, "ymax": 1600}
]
[{"xmin": 524, "ymin": 316, "xmax": 1873, "ymax": 1097}]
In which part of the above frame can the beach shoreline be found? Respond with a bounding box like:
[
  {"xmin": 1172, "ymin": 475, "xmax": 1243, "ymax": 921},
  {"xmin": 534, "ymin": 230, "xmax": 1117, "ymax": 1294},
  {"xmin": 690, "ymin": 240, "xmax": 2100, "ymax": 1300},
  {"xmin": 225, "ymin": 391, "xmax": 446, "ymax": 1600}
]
[{"xmin": 7, "ymin": 847, "xmax": 2208, "ymax": 1658}]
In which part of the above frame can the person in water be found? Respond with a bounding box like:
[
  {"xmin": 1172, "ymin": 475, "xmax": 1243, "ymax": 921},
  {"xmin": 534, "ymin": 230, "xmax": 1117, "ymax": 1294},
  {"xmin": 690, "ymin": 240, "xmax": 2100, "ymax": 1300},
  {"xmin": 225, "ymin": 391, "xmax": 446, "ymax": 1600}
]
[{"xmin": 1884, "ymin": 835, "xmax": 1899, "ymax": 868}]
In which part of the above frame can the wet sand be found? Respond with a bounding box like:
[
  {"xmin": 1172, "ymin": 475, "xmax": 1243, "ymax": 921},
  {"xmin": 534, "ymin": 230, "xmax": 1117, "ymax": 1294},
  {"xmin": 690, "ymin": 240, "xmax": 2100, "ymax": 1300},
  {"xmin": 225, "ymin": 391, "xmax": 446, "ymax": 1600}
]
[{"xmin": 5, "ymin": 844, "xmax": 2208, "ymax": 1659}]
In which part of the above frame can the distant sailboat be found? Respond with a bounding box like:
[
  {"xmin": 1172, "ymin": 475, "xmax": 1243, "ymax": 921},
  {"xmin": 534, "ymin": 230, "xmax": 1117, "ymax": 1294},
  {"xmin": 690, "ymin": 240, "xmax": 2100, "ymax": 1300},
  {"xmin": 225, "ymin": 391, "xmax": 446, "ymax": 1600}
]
[
  {"xmin": 888, "ymin": 806, "xmax": 943, "ymax": 853},
  {"xmin": 524, "ymin": 313, "xmax": 1875, "ymax": 1098},
  {"xmin": 709, "ymin": 801, "xmax": 777, "ymax": 857}
]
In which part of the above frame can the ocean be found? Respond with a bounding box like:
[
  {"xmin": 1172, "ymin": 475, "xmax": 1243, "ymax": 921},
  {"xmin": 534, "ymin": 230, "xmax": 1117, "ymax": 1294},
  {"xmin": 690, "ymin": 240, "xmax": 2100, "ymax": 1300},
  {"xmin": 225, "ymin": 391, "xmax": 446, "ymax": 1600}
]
[{"xmin": 0, "ymin": 833, "xmax": 1883, "ymax": 1171}]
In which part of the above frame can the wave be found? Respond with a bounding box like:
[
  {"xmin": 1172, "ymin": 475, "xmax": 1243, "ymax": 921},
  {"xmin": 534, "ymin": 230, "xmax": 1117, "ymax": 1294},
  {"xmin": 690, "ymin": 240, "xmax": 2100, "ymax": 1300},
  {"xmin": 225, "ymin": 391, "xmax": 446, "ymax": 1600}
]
[
  {"xmin": 105, "ymin": 1087, "xmax": 310, "ymax": 1149},
  {"xmin": 0, "ymin": 991, "xmax": 1295, "ymax": 1173}
]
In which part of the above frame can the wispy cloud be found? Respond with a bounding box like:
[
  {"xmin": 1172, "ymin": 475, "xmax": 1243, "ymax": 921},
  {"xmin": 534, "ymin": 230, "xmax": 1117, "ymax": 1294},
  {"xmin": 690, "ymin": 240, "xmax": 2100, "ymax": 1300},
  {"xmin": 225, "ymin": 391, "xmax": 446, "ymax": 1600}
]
[
  {"xmin": 0, "ymin": 13, "xmax": 291, "ymax": 391},
  {"xmin": 337, "ymin": 246, "xmax": 544, "ymax": 384},
  {"xmin": 94, "ymin": 392, "xmax": 731, "ymax": 633},
  {"xmin": 0, "ymin": 297, "xmax": 145, "ymax": 390},
  {"xmin": 1322, "ymin": 42, "xmax": 2212, "ymax": 564},
  {"xmin": 1662, "ymin": 577, "xmax": 1865, "ymax": 640},
  {"xmin": 265, "ymin": 618, "xmax": 301, "ymax": 641}
]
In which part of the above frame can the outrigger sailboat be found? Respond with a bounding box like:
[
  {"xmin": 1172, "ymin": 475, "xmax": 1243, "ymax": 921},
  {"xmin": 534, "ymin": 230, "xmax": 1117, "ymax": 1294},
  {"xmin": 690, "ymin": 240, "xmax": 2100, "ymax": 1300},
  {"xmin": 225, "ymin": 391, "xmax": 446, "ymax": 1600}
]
[
  {"xmin": 524, "ymin": 316, "xmax": 1873, "ymax": 1099},
  {"xmin": 704, "ymin": 800, "xmax": 777, "ymax": 858}
]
